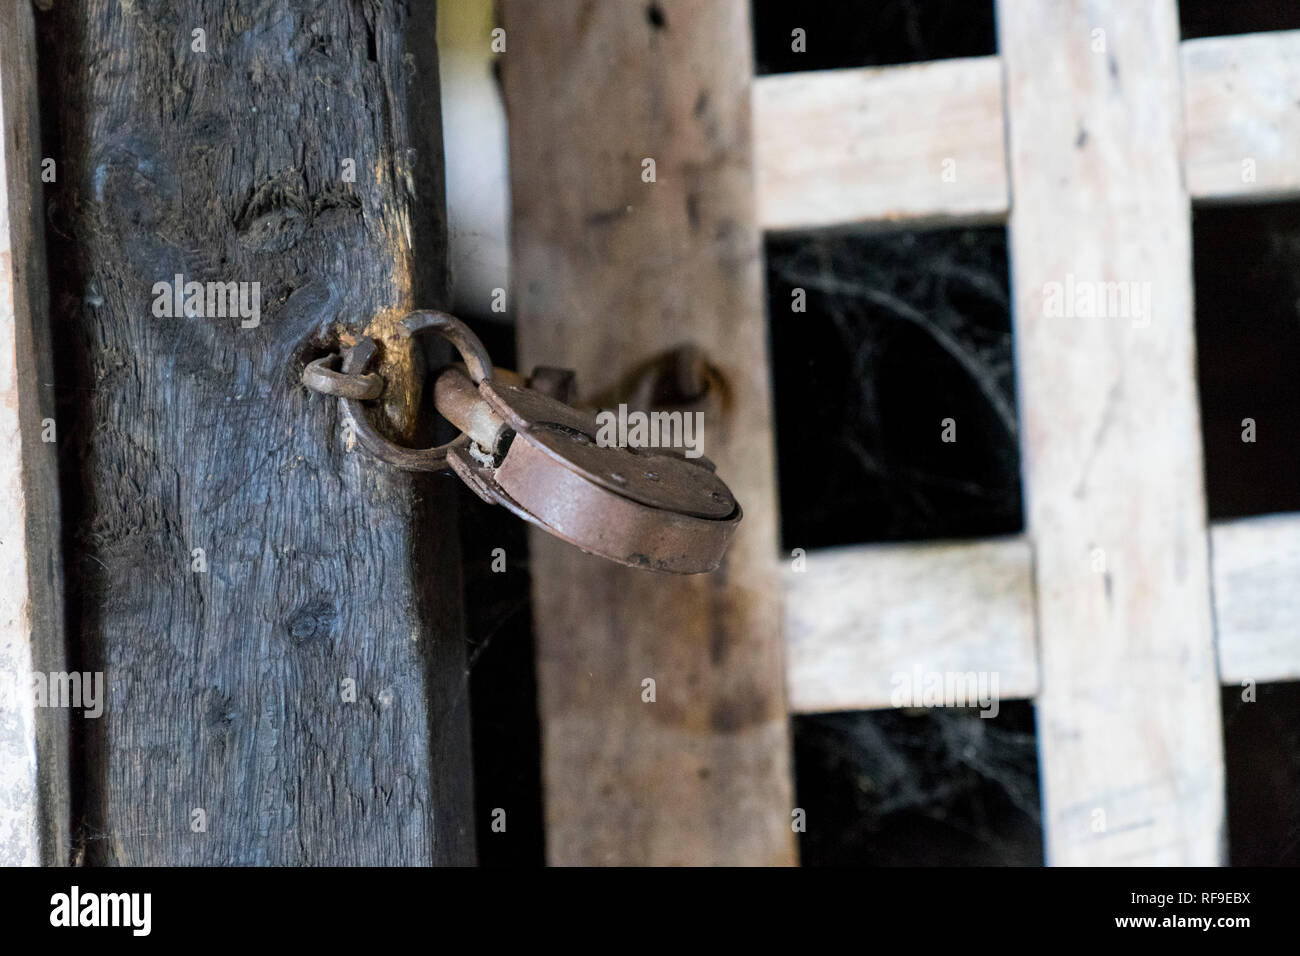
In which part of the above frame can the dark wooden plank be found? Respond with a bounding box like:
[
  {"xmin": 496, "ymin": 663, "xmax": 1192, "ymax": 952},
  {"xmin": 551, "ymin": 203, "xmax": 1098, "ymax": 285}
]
[
  {"xmin": 38, "ymin": 0, "xmax": 473, "ymax": 865},
  {"xmin": 0, "ymin": 0, "xmax": 70, "ymax": 867}
]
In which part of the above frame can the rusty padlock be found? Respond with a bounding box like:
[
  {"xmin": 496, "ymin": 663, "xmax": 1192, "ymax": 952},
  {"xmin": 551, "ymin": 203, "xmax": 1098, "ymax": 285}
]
[{"xmin": 309, "ymin": 311, "xmax": 741, "ymax": 574}]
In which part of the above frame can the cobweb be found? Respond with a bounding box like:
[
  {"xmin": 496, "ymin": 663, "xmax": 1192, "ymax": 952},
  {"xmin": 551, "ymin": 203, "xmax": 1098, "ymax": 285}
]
[
  {"xmin": 767, "ymin": 225, "xmax": 1041, "ymax": 864},
  {"xmin": 767, "ymin": 226, "xmax": 1023, "ymax": 548}
]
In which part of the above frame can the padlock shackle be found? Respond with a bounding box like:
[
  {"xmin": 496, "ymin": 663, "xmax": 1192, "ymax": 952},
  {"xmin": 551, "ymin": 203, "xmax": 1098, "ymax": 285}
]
[{"xmin": 433, "ymin": 366, "xmax": 511, "ymax": 457}]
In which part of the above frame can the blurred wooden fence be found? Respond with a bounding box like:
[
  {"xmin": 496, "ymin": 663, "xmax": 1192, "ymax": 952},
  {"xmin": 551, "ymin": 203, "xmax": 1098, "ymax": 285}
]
[{"xmin": 503, "ymin": 0, "xmax": 1300, "ymax": 865}]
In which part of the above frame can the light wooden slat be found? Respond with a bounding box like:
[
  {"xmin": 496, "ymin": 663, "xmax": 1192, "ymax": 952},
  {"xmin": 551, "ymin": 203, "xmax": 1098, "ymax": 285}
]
[
  {"xmin": 999, "ymin": 0, "xmax": 1224, "ymax": 865},
  {"xmin": 785, "ymin": 538, "xmax": 1037, "ymax": 713},
  {"xmin": 754, "ymin": 57, "xmax": 1008, "ymax": 231},
  {"xmin": 1212, "ymin": 512, "xmax": 1300, "ymax": 685},
  {"xmin": 502, "ymin": 0, "xmax": 795, "ymax": 865},
  {"xmin": 783, "ymin": 517, "xmax": 1300, "ymax": 710},
  {"xmin": 751, "ymin": 33, "xmax": 1300, "ymax": 231},
  {"xmin": 1183, "ymin": 30, "xmax": 1300, "ymax": 202},
  {"xmin": 0, "ymin": 0, "xmax": 69, "ymax": 866}
]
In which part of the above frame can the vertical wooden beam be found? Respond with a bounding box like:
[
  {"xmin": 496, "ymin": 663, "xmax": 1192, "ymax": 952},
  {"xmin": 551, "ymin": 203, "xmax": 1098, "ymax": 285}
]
[
  {"xmin": 41, "ymin": 0, "xmax": 474, "ymax": 864},
  {"xmin": 0, "ymin": 0, "xmax": 69, "ymax": 867},
  {"xmin": 502, "ymin": 0, "xmax": 795, "ymax": 864},
  {"xmin": 998, "ymin": 0, "xmax": 1225, "ymax": 864}
]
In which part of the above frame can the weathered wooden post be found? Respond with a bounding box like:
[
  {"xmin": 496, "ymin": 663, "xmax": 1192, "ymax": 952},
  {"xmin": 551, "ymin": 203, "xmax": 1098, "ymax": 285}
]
[
  {"xmin": 502, "ymin": 0, "xmax": 796, "ymax": 865},
  {"xmin": 37, "ymin": 0, "xmax": 473, "ymax": 864}
]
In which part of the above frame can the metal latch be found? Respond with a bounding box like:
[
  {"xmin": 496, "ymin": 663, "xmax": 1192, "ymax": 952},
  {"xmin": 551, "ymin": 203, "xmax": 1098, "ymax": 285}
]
[{"xmin": 303, "ymin": 311, "xmax": 741, "ymax": 574}]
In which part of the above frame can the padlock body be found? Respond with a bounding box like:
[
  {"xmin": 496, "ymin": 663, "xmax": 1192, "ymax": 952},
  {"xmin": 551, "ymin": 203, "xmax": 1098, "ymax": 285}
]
[{"xmin": 448, "ymin": 382, "xmax": 741, "ymax": 573}]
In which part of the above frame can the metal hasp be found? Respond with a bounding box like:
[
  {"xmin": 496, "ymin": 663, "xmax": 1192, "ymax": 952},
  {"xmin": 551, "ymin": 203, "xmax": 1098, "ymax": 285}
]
[{"xmin": 313, "ymin": 311, "xmax": 742, "ymax": 574}]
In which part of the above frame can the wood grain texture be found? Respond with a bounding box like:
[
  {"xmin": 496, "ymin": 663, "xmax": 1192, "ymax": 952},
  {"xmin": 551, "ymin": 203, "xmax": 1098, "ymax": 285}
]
[
  {"xmin": 754, "ymin": 57, "xmax": 1008, "ymax": 231},
  {"xmin": 0, "ymin": 0, "xmax": 70, "ymax": 867},
  {"xmin": 1211, "ymin": 512, "xmax": 1300, "ymax": 685},
  {"xmin": 1183, "ymin": 30, "xmax": 1300, "ymax": 202},
  {"xmin": 784, "ymin": 517, "xmax": 1300, "ymax": 712},
  {"xmin": 785, "ymin": 538, "xmax": 1037, "ymax": 713},
  {"xmin": 751, "ymin": 32, "xmax": 1300, "ymax": 229},
  {"xmin": 998, "ymin": 0, "xmax": 1225, "ymax": 865},
  {"xmin": 40, "ymin": 0, "xmax": 473, "ymax": 864},
  {"xmin": 501, "ymin": 0, "xmax": 795, "ymax": 865}
]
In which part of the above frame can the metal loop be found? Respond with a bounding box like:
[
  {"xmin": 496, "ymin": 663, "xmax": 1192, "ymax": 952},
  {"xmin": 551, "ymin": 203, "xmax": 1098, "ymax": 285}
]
[
  {"xmin": 398, "ymin": 310, "xmax": 495, "ymax": 384},
  {"xmin": 335, "ymin": 311, "xmax": 497, "ymax": 472},
  {"xmin": 302, "ymin": 353, "xmax": 384, "ymax": 400}
]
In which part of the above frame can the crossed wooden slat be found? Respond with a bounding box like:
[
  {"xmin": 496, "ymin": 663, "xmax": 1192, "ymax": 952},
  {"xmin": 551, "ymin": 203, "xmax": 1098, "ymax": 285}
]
[
  {"xmin": 756, "ymin": 30, "xmax": 1300, "ymax": 228},
  {"xmin": 777, "ymin": 16, "xmax": 1300, "ymax": 864}
]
